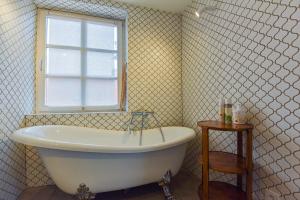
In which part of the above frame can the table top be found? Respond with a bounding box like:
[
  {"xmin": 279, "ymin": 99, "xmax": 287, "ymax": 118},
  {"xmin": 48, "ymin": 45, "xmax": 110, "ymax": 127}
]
[{"xmin": 198, "ymin": 120, "xmax": 253, "ymax": 131}]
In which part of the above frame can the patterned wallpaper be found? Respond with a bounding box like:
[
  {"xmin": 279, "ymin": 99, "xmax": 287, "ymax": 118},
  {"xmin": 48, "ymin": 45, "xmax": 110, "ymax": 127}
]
[
  {"xmin": 182, "ymin": 0, "xmax": 299, "ymax": 200},
  {"xmin": 0, "ymin": 0, "xmax": 36, "ymax": 199},
  {"xmin": 24, "ymin": 0, "xmax": 183, "ymax": 187}
]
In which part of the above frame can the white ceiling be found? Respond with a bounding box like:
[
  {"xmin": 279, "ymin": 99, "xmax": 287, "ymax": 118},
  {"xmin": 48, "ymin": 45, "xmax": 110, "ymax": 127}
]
[{"xmin": 114, "ymin": 0, "xmax": 193, "ymax": 13}]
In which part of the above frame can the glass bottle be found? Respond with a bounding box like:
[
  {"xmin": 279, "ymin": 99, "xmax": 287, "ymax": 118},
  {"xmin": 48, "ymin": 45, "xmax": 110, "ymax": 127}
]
[{"xmin": 224, "ymin": 99, "xmax": 233, "ymax": 124}]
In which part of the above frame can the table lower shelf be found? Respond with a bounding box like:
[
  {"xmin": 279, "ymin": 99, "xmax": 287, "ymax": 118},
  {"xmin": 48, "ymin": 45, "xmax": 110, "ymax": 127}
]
[
  {"xmin": 199, "ymin": 151, "xmax": 246, "ymax": 174},
  {"xmin": 198, "ymin": 181, "xmax": 246, "ymax": 200}
]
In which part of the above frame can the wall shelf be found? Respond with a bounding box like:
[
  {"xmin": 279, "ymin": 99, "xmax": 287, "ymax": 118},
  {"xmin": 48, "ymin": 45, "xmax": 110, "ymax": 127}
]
[{"xmin": 198, "ymin": 120, "xmax": 253, "ymax": 200}]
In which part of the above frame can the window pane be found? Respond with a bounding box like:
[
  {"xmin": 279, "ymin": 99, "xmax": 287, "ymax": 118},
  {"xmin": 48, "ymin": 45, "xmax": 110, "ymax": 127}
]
[
  {"xmin": 85, "ymin": 79, "xmax": 118, "ymax": 106},
  {"xmin": 87, "ymin": 22, "xmax": 118, "ymax": 50},
  {"xmin": 87, "ymin": 51, "xmax": 118, "ymax": 77},
  {"xmin": 47, "ymin": 17, "xmax": 81, "ymax": 47},
  {"xmin": 45, "ymin": 78, "xmax": 81, "ymax": 107},
  {"xmin": 47, "ymin": 48, "xmax": 81, "ymax": 76}
]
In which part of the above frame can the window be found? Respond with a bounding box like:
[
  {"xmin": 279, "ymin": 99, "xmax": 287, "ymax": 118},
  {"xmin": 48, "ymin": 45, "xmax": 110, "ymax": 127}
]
[{"xmin": 36, "ymin": 9, "xmax": 125, "ymax": 112}]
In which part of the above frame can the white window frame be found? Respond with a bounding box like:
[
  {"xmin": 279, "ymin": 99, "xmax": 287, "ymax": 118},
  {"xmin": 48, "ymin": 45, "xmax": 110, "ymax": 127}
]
[{"xmin": 36, "ymin": 9, "xmax": 124, "ymax": 113}]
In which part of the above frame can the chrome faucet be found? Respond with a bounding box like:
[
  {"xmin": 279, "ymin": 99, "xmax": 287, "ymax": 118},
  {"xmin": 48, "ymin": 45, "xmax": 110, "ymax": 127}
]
[
  {"xmin": 127, "ymin": 111, "xmax": 165, "ymax": 145},
  {"xmin": 127, "ymin": 111, "xmax": 153, "ymax": 133}
]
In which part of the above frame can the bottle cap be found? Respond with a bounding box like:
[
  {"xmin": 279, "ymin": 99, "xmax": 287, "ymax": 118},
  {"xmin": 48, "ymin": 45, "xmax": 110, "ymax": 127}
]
[
  {"xmin": 219, "ymin": 98, "xmax": 224, "ymax": 105},
  {"xmin": 225, "ymin": 98, "xmax": 232, "ymax": 104},
  {"xmin": 233, "ymin": 103, "xmax": 241, "ymax": 112}
]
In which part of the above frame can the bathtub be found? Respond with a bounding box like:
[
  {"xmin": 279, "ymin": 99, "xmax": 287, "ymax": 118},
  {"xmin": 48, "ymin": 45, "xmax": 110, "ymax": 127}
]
[{"xmin": 11, "ymin": 125, "xmax": 195, "ymax": 195}]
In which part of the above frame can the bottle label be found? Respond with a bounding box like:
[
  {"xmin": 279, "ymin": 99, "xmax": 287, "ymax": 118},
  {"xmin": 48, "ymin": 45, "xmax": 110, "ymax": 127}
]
[
  {"xmin": 224, "ymin": 107, "xmax": 232, "ymax": 124},
  {"xmin": 219, "ymin": 108, "xmax": 225, "ymax": 122},
  {"xmin": 225, "ymin": 114, "xmax": 232, "ymax": 124}
]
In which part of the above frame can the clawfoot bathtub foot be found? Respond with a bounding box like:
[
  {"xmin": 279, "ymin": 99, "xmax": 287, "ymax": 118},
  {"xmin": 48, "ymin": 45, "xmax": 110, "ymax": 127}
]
[
  {"xmin": 76, "ymin": 183, "xmax": 96, "ymax": 200},
  {"xmin": 158, "ymin": 170, "xmax": 176, "ymax": 200}
]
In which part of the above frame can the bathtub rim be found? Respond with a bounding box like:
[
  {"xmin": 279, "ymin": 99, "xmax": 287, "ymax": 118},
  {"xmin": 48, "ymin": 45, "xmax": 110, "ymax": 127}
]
[{"xmin": 11, "ymin": 125, "xmax": 195, "ymax": 154}]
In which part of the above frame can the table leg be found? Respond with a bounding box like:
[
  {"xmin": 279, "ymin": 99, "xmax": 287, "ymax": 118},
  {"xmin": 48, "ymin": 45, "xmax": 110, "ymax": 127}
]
[
  {"xmin": 237, "ymin": 131, "xmax": 243, "ymax": 190},
  {"xmin": 202, "ymin": 127, "xmax": 209, "ymax": 200},
  {"xmin": 246, "ymin": 129, "xmax": 253, "ymax": 200}
]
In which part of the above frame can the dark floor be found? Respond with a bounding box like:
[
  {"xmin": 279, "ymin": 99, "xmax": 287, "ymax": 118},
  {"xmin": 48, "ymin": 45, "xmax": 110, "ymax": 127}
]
[{"xmin": 18, "ymin": 171, "xmax": 200, "ymax": 200}]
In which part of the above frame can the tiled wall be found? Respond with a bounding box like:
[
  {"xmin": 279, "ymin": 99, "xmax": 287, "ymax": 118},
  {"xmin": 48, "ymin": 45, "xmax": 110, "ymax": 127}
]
[
  {"xmin": 0, "ymin": 0, "xmax": 36, "ymax": 199},
  {"xmin": 182, "ymin": 0, "xmax": 299, "ymax": 199},
  {"xmin": 4, "ymin": 1, "xmax": 298, "ymax": 199},
  {"xmin": 24, "ymin": 0, "xmax": 183, "ymax": 187}
]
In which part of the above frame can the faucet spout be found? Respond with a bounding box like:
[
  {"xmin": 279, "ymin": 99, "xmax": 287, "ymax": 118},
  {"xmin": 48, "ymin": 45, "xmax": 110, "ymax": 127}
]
[{"xmin": 127, "ymin": 111, "xmax": 165, "ymax": 145}]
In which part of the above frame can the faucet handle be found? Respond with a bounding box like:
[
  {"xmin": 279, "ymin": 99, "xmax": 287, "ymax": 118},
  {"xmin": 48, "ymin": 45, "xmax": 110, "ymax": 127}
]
[
  {"xmin": 131, "ymin": 111, "xmax": 154, "ymax": 116},
  {"xmin": 130, "ymin": 111, "xmax": 144, "ymax": 116},
  {"xmin": 143, "ymin": 111, "xmax": 154, "ymax": 115}
]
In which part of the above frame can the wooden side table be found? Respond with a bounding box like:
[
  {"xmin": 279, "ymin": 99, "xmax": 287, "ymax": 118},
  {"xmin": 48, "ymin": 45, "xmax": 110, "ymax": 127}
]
[{"xmin": 198, "ymin": 120, "xmax": 254, "ymax": 200}]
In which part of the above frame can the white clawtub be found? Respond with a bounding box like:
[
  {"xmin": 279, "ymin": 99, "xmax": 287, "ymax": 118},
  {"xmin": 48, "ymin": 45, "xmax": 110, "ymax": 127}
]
[{"xmin": 11, "ymin": 126, "xmax": 195, "ymax": 194}]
